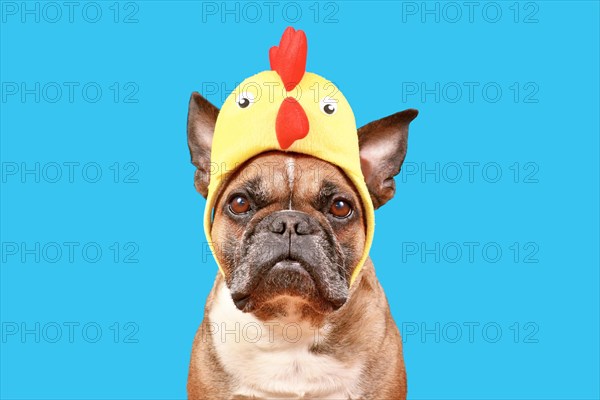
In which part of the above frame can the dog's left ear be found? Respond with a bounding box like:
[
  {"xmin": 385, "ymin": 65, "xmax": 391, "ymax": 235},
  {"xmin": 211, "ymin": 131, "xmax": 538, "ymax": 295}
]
[
  {"xmin": 358, "ymin": 109, "xmax": 418, "ymax": 209},
  {"xmin": 187, "ymin": 92, "xmax": 219, "ymax": 198}
]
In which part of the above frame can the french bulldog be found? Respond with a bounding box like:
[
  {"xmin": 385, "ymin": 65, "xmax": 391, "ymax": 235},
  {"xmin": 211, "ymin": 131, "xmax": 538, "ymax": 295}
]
[{"xmin": 186, "ymin": 91, "xmax": 418, "ymax": 399}]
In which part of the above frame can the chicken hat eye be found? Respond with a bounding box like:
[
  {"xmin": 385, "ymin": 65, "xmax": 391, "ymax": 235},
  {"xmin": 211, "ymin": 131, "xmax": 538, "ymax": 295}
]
[
  {"xmin": 236, "ymin": 92, "xmax": 255, "ymax": 109},
  {"xmin": 320, "ymin": 96, "xmax": 337, "ymax": 115}
]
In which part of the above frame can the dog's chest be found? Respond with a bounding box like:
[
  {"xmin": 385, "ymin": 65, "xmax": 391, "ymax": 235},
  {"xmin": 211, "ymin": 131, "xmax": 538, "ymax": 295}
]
[{"xmin": 207, "ymin": 286, "xmax": 363, "ymax": 399}]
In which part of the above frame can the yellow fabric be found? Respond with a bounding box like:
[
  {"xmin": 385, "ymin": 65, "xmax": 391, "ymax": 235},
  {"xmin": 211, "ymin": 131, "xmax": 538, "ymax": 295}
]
[{"xmin": 204, "ymin": 71, "xmax": 375, "ymax": 285}]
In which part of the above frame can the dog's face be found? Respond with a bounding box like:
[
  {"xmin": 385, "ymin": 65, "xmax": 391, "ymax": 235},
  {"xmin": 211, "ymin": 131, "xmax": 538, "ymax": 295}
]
[
  {"xmin": 211, "ymin": 152, "xmax": 365, "ymax": 318},
  {"xmin": 187, "ymin": 93, "xmax": 417, "ymax": 321}
]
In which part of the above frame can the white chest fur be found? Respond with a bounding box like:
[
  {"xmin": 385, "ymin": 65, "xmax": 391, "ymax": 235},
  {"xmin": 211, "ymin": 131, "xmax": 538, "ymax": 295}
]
[{"xmin": 206, "ymin": 285, "xmax": 363, "ymax": 399}]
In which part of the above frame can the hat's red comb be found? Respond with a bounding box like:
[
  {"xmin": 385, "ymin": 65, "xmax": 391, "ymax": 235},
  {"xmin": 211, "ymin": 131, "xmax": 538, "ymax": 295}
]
[{"xmin": 269, "ymin": 27, "xmax": 307, "ymax": 92}]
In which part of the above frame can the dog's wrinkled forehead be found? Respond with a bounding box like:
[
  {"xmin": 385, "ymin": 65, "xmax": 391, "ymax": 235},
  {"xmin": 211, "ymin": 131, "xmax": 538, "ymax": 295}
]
[{"xmin": 215, "ymin": 152, "xmax": 362, "ymax": 212}]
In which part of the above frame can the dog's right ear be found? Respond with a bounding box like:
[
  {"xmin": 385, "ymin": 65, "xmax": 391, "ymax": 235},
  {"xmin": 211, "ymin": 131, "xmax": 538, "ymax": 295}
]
[
  {"xmin": 187, "ymin": 92, "xmax": 219, "ymax": 198},
  {"xmin": 358, "ymin": 109, "xmax": 418, "ymax": 209}
]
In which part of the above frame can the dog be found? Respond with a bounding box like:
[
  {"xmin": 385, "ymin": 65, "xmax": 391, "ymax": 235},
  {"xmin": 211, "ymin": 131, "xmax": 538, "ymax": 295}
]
[{"xmin": 185, "ymin": 87, "xmax": 418, "ymax": 399}]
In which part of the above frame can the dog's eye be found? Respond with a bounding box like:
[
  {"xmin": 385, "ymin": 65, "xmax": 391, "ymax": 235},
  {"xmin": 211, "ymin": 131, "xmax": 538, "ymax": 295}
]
[
  {"xmin": 229, "ymin": 195, "xmax": 251, "ymax": 214},
  {"xmin": 329, "ymin": 198, "xmax": 352, "ymax": 218},
  {"xmin": 320, "ymin": 96, "xmax": 337, "ymax": 115},
  {"xmin": 236, "ymin": 92, "xmax": 255, "ymax": 109}
]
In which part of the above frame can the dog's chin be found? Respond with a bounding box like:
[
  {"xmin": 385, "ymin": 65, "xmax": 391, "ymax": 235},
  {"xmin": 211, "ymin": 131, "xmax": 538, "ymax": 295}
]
[{"xmin": 230, "ymin": 260, "xmax": 345, "ymax": 318}]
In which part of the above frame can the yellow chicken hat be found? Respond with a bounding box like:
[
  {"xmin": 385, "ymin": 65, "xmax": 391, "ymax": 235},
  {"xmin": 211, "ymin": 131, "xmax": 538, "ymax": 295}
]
[{"xmin": 205, "ymin": 27, "xmax": 375, "ymax": 285}]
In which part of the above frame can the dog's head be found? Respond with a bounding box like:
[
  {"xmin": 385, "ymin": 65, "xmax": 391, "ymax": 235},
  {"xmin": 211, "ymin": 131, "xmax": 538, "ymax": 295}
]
[{"xmin": 188, "ymin": 92, "xmax": 417, "ymax": 321}]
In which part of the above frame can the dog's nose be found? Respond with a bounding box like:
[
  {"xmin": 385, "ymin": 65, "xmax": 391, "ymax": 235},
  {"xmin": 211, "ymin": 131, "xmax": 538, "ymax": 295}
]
[{"xmin": 269, "ymin": 211, "xmax": 315, "ymax": 236}]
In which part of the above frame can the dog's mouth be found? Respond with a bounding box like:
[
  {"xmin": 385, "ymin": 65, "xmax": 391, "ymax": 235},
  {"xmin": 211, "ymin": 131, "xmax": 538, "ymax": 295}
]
[
  {"xmin": 230, "ymin": 258, "xmax": 346, "ymax": 314},
  {"xmin": 270, "ymin": 259, "xmax": 313, "ymax": 280}
]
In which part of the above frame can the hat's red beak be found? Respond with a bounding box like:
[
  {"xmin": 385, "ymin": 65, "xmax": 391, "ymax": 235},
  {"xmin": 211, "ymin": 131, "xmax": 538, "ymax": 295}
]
[{"xmin": 276, "ymin": 97, "xmax": 309, "ymax": 150}]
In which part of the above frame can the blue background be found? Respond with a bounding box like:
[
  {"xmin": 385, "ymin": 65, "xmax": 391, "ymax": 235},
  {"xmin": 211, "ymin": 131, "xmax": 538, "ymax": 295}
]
[{"xmin": 1, "ymin": 1, "xmax": 598, "ymax": 399}]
